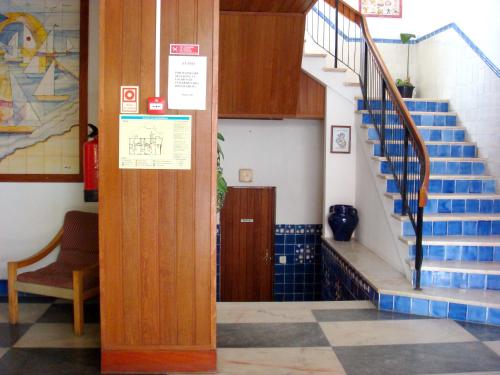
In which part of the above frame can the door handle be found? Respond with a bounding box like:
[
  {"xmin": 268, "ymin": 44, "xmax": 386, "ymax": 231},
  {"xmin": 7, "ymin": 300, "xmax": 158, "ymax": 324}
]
[{"xmin": 263, "ymin": 249, "xmax": 272, "ymax": 264}]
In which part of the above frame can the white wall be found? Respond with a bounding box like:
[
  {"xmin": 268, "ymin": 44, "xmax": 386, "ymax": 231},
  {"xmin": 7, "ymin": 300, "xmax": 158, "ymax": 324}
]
[
  {"xmin": 0, "ymin": 0, "xmax": 99, "ymax": 280},
  {"xmin": 344, "ymin": 0, "xmax": 500, "ymax": 67},
  {"xmin": 416, "ymin": 30, "xmax": 500, "ymax": 186},
  {"xmin": 218, "ymin": 119, "xmax": 324, "ymax": 224},
  {"xmin": 323, "ymin": 87, "xmax": 357, "ymax": 237}
]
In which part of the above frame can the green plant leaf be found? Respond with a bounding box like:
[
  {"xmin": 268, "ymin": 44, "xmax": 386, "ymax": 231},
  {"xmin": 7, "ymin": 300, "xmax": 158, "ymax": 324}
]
[
  {"xmin": 400, "ymin": 33, "xmax": 416, "ymax": 44},
  {"xmin": 216, "ymin": 131, "xmax": 228, "ymax": 212}
]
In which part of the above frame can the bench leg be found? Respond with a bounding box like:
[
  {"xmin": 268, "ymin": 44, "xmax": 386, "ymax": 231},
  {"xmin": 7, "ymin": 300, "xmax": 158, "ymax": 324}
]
[
  {"xmin": 8, "ymin": 263, "xmax": 19, "ymax": 324},
  {"xmin": 73, "ymin": 275, "xmax": 84, "ymax": 336}
]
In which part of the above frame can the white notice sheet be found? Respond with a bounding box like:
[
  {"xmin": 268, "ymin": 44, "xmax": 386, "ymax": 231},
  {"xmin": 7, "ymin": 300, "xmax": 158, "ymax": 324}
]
[{"xmin": 168, "ymin": 55, "xmax": 207, "ymax": 110}]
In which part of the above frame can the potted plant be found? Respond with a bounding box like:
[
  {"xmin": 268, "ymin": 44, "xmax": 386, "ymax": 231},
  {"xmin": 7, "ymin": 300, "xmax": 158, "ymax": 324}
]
[
  {"xmin": 396, "ymin": 33, "xmax": 416, "ymax": 98},
  {"xmin": 217, "ymin": 132, "xmax": 228, "ymax": 212}
]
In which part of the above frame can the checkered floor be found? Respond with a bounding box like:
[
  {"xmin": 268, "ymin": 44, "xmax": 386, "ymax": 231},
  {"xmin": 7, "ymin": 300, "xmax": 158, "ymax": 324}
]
[{"xmin": 1, "ymin": 298, "xmax": 500, "ymax": 374}]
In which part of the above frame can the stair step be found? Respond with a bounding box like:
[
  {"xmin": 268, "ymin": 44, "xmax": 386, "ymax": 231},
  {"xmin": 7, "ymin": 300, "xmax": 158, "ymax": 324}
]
[
  {"xmin": 323, "ymin": 239, "xmax": 500, "ymax": 325},
  {"xmin": 344, "ymin": 81, "xmax": 360, "ymax": 87},
  {"xmin": 379, "ymin": 174, "xmax": 497, "ymax": 194},
  {"xmin": 356, "ymin": 98, "xmax": 449, "ymax": 113},
  {"xmin": 323, "ymin": 67, "xmax": 347, "ymax": 72},
  {"xmin": 402, "ymin": 235, "xmax": 500, "ymax": 262},
  {"xmin": 360, "ymin": 110, "xmax": 457, "ymax": 127},
  {"xmin": 411, "ymin": 259, "xmax": 500, "ymax": 274},
  {"xmin": 401, "ymin": 235, "xmax": 500, "ymax": 246},
  {"xmin": 408, "ymin": 260, "xmax": 500, "ymax": 291},
  {"xmin": 303, "ymin": 52, "xmax": 327, "ymax": 58},
  {"xmin": 386, "ymin": 193, "xmax": 500, "ymax": 215},
  {"xmin": 395, "ymin": 213, "xmax": 500, "ymax": 237},
  {"xmin": 364, "ymin": 125, "xmax": 466, "ymax": 142},
  {"xmin": 370, "ymin": 141, "xmax": 477, "ymax": 158},
  {"xmin": 373, "ymin": 156, "xmax": 487, "ymax": 176},
  {"xmin": 394, "ymin": 212, "xmax": 500, "ymax": 222}
]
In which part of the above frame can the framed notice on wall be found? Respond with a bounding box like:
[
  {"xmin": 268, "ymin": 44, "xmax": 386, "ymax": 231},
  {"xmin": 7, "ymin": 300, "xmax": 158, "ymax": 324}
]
[
  {"xmin": 0, "ymin": 0, "xmax": 88, "ymax": 182},
  {"xmin": 359, "ymin": 0, "xmax": 402, "ymax": 18}
]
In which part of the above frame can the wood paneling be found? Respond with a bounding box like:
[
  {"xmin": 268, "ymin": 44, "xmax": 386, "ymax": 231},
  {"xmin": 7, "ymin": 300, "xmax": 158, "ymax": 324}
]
[
  {"xmin": 219, "ymin": 12, "xmax": 305, "ymax": 118},
  {"xmin": 220, "ymin": 0, "xmax": 316, "ymax": 14},
  {"xmin": 99, "ymin": 0, "xmax": 218, "ymax": 373},
  {"xmin": 296, "ymin": 72, "xmax": 325, "ymax": 119},
  {"xmin": 220, "ymin": 187, "xmax": 275, "ymax": 302}
]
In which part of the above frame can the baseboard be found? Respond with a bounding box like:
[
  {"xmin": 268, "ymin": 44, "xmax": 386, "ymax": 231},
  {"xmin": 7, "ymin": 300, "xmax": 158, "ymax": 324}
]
[{"xmin": 101, "ymin": 349, "xmax": 217, "ymax": 373}]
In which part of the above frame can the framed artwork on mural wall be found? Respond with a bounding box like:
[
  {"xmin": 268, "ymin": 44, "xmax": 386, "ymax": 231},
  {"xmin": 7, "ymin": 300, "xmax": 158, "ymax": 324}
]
[
  {"xmin": 359, "ymin": 0, "xmax": 402, "ymax": 18},
  {"xmin": 0, "ymin": 0, "xmax": 88, "ymax": 182},
  {"xmin": 330, "ymin": 125, "xmax": 351, "ymax": 154}
]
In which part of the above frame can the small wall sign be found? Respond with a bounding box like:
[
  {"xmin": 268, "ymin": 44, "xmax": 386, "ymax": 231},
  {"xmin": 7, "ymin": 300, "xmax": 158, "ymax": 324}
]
[
  {"xmin": 359, "ymin": 0, "xmax": 402, "ymax": 18},
  {"xmin": 330, "ymin": 125, "xmax": 351, "ymax": 154},
  {"xmin": 170, "ymin": 43, "xmax": 200, "ymax": 56},
  {"xmin": 120, "ymin": 86, "xmax": 139, "ymax": 113}
]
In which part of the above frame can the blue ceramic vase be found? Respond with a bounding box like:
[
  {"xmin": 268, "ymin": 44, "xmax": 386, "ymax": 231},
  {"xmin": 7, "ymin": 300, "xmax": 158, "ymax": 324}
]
[{"xmin": 328, "ymin": 205, "xmax": 359, "ymax": 241}]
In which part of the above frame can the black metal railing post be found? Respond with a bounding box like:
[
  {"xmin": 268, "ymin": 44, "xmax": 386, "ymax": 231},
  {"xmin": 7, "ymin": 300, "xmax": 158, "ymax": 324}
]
[
  {"xmin": 414, "ymin": 204, "xmax": 424, "ymax": 290},
  {"xmin": 334, "ymin": 0, "xmax": 339, "ymax": 68},
  {"xmin": 380, "ymin": 78, "xmax": 387, "ymax": 157},
  {"xmin": 401, "ymin": 128, "xmax": 409, "ymax": 215},
  {"xmin": 363, "ymin": 42, "xmax": 368, "ymax": 99}
]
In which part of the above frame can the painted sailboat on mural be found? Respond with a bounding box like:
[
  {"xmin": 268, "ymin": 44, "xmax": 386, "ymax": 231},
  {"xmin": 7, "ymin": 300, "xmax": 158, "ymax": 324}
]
[
  {"xmin": 33, "ymin": 61, "xmax": 70, "ymax": 101},
  {"xmin": 0, "ymin": 0, "xmax": 81, "ymax": 163},
  {"xmin": 4, "ymin": 33, "xmax": 21, "ymax": 62}
]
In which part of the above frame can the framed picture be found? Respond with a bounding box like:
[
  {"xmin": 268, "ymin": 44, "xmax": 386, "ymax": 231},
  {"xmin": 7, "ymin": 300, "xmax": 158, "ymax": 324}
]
[
  {"xmin": 330, "ymin": 126, "xmax": 351, "ymax": 154},
  {"xmin": 359, "ymin": 0, "xmax": 402, "ymax": 18},
  {"xmin": 0, "ymin": 0, "xmax": 88, "ymax": 182}
]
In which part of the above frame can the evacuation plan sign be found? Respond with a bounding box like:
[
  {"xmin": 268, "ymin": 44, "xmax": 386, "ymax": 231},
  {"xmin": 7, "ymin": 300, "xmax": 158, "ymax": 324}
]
[{"xmin": 119, "ymin": 114, "xmax": 192, "ymax": 170}]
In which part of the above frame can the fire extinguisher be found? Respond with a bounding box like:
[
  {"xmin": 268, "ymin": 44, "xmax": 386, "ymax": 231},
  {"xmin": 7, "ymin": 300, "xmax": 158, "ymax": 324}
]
[{"xmin": 84, "ymin": 124, "xmax": 98, "ymax": 202}]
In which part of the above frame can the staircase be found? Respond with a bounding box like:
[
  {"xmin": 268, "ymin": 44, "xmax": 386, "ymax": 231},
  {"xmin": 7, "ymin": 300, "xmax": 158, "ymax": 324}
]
[
  {"xmin": 359, "ymin": 98, "xmax": 500, "ymax": 323},
  {"xmin": 303, "ymin": 0, "xmax": 500, "ymax": 325}
]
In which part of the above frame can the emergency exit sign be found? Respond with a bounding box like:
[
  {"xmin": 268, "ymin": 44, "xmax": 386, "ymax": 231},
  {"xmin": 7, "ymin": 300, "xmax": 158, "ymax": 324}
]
[{"xmin": 170, "ymin": 43, "xmax": 200, "ymax": 55}]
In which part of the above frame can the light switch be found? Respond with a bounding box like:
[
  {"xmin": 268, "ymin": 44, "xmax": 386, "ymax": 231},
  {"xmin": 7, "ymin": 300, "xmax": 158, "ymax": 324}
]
[
  {"xmin": 279, "ymin": 256, "xmax": 287, "ymax": 264},
  {"xmin": 239, "ymin": 168, "xmax": 253, "ymax": 182}
]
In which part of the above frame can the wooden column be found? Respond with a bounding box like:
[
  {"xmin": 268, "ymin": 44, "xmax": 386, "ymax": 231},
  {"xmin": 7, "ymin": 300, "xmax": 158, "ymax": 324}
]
[{"xmin": 98, "ymin": 0, "xmax": 218, "ymax": 373}]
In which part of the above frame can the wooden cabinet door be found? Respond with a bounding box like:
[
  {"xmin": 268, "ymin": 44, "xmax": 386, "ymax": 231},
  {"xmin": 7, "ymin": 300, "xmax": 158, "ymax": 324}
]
[{"xmin": 220, "ymin": 187, "xmax": 275, "ymax": 301}]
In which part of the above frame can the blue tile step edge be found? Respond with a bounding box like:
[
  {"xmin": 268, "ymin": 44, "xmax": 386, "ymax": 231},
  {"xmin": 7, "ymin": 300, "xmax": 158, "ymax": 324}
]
[
  {"xmin": 386, "ymin": 193, "xmax": 500, "ymax": 214},
  {"xmin": 360, "ymin": 111, "xmax": 457, "ymax": 126},
  {"xmin": 371, "ymin": 141, "xmax": 477, "ymax": 158},
  {"xmin": 407, "ymin": 259, "xmax": 500, "ymax": 290},
  {"xmin": 364, "ymin": 125, "xmax": 466, "ymax": 142},
  {"xmin": 356, "ymin": 97, "xmax": 449, "ymax": 112},
  {"xmin": 379, "ymin": 174, "xmax": 497, "ymax": 194},
  {"xmin": 379, "ymin": 293, "xmax": 500, "ymax": 325},
  {"xmin": 395, "ymin": 213, "xmax": 500, "ymax": 236},
  {"xmin": 373, "ymin": 156, "xmax": 487, "ymax": 176},
  {"xmin": 401, "ymin": 235, "xmax": 500, "ymax": 262},
  {"xmin": 322, "ymin": 238, "xmax": 500, "ymax": 325}
]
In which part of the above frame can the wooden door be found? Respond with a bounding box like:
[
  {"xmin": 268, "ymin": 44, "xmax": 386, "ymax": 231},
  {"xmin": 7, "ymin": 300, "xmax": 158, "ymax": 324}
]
[{"xmin": 220, "ymin": 187, "xmax": 275, "ymax": 301}]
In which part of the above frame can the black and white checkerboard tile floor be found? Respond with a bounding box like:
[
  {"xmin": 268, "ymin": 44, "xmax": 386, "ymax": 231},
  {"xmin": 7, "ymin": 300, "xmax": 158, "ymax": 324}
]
[{"xmin": 1, "ymin": 298, "xmax": 499, "ymax": 374}]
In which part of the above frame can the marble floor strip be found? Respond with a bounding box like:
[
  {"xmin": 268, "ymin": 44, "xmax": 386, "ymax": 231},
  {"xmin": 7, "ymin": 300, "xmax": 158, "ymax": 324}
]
[{"xmin": 320, "ymin": 319, "xmax": 477, "ymax": 346}]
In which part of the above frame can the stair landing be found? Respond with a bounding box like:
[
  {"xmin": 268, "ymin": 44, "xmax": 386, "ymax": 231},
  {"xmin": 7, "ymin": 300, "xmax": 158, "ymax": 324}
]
[{"xmin": 322, "ymin": 238, "xmax": 500, "ymax": 325}]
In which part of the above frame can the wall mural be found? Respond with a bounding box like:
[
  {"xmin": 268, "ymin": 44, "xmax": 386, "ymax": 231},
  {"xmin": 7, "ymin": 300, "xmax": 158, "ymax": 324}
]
[
  {"xmin": 0, "ymin": 0, "xmax": 82, "ymax": 176},
  {"xmin": 359, "ymin": 0, "xmax": 402, "ymax": 18}
]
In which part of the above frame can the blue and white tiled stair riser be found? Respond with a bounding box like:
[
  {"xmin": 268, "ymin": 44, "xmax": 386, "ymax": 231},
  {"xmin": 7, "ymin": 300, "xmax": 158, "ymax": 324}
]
[
  {"xmin": 216, "ymin": 224, "xmax": 323, "ymax": 302},
  {"xmin": 343, "ymin": 98, "xmax": 500, "ymax": 325}
]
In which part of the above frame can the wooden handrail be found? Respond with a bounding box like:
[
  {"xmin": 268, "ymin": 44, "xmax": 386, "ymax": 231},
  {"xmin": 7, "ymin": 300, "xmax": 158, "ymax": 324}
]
[{"xmin": 323, "ymin": 0, "xmax": 429, "ymax": 206}]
